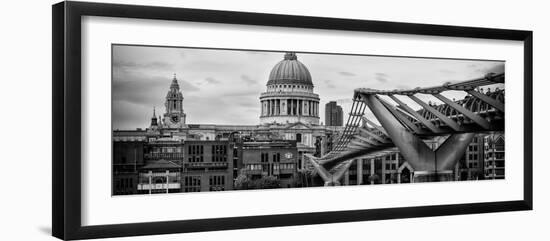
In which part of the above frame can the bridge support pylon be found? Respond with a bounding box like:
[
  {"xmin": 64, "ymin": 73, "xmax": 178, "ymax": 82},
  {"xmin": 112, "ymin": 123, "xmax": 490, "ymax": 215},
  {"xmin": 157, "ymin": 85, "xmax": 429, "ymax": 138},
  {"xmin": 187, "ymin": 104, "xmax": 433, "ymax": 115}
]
[
  {"xmin": 362, "ymin": 94, "xmax": 474, "ymax": 173},
  {"xmin": 305, "ymin": 154, "xmax": 354, "ymax": 186}
]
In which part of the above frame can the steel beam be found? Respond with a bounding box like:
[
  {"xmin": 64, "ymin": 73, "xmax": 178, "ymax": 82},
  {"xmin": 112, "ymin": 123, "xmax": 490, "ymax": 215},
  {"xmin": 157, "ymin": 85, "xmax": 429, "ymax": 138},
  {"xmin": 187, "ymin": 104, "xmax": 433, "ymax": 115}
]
[
  {"xmin": 355, "ymin": 134, "xmax": 379, "ymax": 146},
  {"xmin": 408, "ymin": 95, "xmax": 462, "ymax": 131},
  {"xmin": 362, "ymin": 94, "xmax": 436, "ymax": 171},
  {"xmin": 389, "ymin": 95, "xmax": 441, "ymax": 133},
  {"xmin": 304, "ymin": 154, "xmax": 331, "ymax": 182},
  {"xmin": 377, "ymin": 97, "xmax": 424, "ymax": 134},
  {"xmin": 358, "ymin": 127, "xmax": 388, "ymax": 143},
  {"xmin": 347, "ymin": 145, "xmax": 366, "ymax": 151},
  {"xmin": 466, "ymin": 90, "xmax": 505, "ymax": 112},
  {"xmin": 435, "ymin": 133, "xmax": 475, "ymax": 171},
  {"xmin": 361, "ymin": 116, "xmax": 389, "ymax": 136},
  {"xmin": 349, "ymin": 140, "xmax": 371, "ymax": 148},
  {"xmin": 434, "ymin": 93, "xmax": 491, "ymax": 129},
  {"xmin": 332, "ymin": 160, "xmax": 354, "ymax": 183}
]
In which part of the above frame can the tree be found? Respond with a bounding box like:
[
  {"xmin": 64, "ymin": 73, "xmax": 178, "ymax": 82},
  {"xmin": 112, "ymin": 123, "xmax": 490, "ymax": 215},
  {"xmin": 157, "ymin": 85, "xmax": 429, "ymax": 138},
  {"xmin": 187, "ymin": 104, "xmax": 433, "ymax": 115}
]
[
  {"xmin": 234, "ymin": 170, "xmax": 281, "ymax": 190},
  {"xmin": 234, "ymin": 172, "xmax": 251, "ymax": 190},
  {"xmin": 253, "ymin": 176, "xmax": 281, "ymax": 189}
]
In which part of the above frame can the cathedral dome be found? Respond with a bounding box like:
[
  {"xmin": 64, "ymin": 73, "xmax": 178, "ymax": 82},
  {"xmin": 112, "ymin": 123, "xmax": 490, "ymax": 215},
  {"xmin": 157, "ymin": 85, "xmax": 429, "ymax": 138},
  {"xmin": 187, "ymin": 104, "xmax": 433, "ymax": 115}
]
[{"xmin": 267, "ymin": 52, "xmax": 313, "ymax": 86}]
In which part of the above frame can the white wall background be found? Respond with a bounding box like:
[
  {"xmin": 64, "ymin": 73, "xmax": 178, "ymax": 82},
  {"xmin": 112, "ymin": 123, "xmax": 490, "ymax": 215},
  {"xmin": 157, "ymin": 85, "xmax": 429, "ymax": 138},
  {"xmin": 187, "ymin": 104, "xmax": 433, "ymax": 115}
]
[{"xmin": 0, "ymin": 0, "xmax": 546, "ymax": 240}]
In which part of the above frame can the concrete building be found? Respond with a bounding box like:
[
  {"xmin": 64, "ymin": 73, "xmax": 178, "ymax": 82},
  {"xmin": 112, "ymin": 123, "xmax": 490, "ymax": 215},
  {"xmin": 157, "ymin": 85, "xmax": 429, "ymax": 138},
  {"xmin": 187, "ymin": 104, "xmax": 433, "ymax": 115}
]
[
  {"xmin": 112, "ymin": 138, "xmax": 146, "ymax": 195},
  {"xmin": 344, "ymin": 152, "xmax": 414, "ymax": 186},
  {"xmin": 342, "ymin": 133, "xmax": 500, "ymax": 186},
  {"xmin": 239, "ymin": 140, "xmax": 299, "ymax": 188},
  {"xmin": 484, "ymin": 132, "xmax": 505, "ymax": 179},
  {"xmin": 112, "ymin": 52, "xmax": 346, "ymax": 194},
  {"xmin": 455, "ymin": 134, "xmax": 485, "ymax": 181},
  {"xmin": 181, "ymin": 140, "xmax": 233, "ymax": 192},
  {"xmin": 137, "ymin": 159, "xmax": 182, "ymax": 194},
  {"xmin": 325, "ymin": 101, "xmax": 343, "ymax": 126}
]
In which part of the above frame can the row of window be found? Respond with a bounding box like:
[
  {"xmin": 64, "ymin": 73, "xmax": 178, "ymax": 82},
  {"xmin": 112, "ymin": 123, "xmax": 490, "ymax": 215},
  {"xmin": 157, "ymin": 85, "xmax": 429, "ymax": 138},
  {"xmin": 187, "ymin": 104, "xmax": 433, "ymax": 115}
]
[
  {"xmin": 188, "ymin": 145, "xmax": 204, "ymax": 155},
  {"xmin": 115, "ymin": 178, "xmax": 134, "ymax": 189},
  {"xmin": 247, "ymin": 163, "xmax": 295, "ymax": 170},
  {"xmin": 148, "ymin": 145, "xmax": 229, "ymax": 155},
  {"xmin": 182, "ymin": 176, "xmax": 228, "ymax": 192},
  {"xmin": 384, "ymin": 154, "xmax": 399, "ymax": 161},
  {"xmin": 212, "ymin": 156, "xmax": 227, "ymax": 162},
  {"xmin": 485, "ymin": 152, "xmax": 505, "ymax": 159},
  {"xmin": 212, "ymin": 145, "xmax": 228, "ymax": 155},
  {"xmin": 385, "ymin": 163, "xmax": 398, "ymax": 170},
  {"xmin": 273, "ymin": 163, "xmax": 294, "ymax": 170},
  {"xmin": 268, "ymin": 84, "xmax": 312, "ymax": 91},
  {"xmin": 183, "ymin": 176, "xmax": 201, "ymax": 187},
  {"xmin": 209, "ymin": 176, "xmax": 226, "ymax": 191},
  {"xmin": 259, "ymin": 152, "xmax": 283, "ymax": 163},
  {"xmin": 150, "ymin": 147, "xmax": 183, "ymax": 153}
]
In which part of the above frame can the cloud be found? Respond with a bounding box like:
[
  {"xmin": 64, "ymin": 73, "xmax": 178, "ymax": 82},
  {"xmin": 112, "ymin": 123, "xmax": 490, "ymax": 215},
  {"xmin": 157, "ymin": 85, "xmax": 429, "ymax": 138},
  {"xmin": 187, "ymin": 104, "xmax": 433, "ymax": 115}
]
[
  {"xmin": 236, "ymin": 102, "xmax": 258, "ymax": 108},
  {"xmin": 335, "ymin": 98, "xmax": 353, "ymax": 104},
  {"xmin": 204, "ymin": 77, "xmax": 221, "ymax": 85},
  {"xmin": 180, "ymin": 79, "xmax": 201, "ymax": 92},
  {"xmin": 468, "ymin": 62, "xmax": 505, "ymax": 75},
  {"xmin": 245, "ymin": 51, "xmax": 269, "ymax": 56},
  {"xmin": 395, "ymin": 84, "xmax": 411, "ymax": 90},
  {"xmin": 339, "ymin": 71, "xmax": 356, "ymax": 77},
  {"xmin": 324, "ymin": 79, "xmax": 336, "ymax": 88},
  {"xmin": 112, "ymin": 72, "xmax": 200, "ymax": 107},
  {"xmin": 112, "ymin": 76, "xmax": 165, "ymax": 106},
  {"xmin": 112, "ymin": 101, "xmax": 151, "ymax": 130},
  {"xmin": 224, "ymin": 89, "xmax": 261, "ymax": 97},
  {"xmin": 241, "ymin": 75, "xmax": 259, "ymax": 85},
  {"xmin": 483, "ymin": 63, "xmax": 505, "ymax": 74},
  {"xmin": 439, "ymin": 69, "xmax": 456, "ymax": 74},
  {"xmin": 375, "ymin": 73, "xmax": 389, "ymax": 83},
  {"xmin": 113, "ymin": 60, "xmax": 173, "ymax": 70}
]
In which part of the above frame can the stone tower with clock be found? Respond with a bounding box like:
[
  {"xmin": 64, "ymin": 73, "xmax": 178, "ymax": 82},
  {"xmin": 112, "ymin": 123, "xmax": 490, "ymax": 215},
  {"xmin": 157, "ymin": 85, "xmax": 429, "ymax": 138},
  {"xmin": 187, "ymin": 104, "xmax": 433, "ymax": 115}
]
[{"xmin": 162, "ymin": 74, "xmax": 186, "ymax": 129}]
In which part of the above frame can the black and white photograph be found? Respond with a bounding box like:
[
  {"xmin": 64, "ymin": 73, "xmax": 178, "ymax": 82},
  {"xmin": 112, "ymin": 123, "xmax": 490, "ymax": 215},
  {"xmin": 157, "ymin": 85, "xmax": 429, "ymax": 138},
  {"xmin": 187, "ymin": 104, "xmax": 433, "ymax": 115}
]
[
  {"xmin": 2, "ymin": 0, "xmax": 545, "ymax": 240},
  {"xmin": 112, "ymin": 44, "xmax": 505, "ymax": 195}
]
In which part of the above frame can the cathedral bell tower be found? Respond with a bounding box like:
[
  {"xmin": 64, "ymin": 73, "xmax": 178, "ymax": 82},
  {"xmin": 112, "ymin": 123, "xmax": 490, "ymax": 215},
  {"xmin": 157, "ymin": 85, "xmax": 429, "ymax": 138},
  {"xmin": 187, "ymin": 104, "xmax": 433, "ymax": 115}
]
[{"xmin": 162, "ymin": 74, "xmax": 186, "ymax": 128}]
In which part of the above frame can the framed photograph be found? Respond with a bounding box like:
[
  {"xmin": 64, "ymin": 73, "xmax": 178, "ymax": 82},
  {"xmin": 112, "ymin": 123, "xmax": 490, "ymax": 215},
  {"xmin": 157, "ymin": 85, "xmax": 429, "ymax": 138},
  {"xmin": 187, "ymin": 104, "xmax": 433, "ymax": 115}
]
[{"xmin": 52, "ymin": 1, "xmax": 533, "ymax": 240}]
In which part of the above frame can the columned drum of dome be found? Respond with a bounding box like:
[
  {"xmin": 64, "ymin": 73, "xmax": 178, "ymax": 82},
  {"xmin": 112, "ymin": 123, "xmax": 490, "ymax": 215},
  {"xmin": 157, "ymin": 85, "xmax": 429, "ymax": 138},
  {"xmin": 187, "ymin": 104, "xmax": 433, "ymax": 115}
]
[{"xmin": 260, "ymin": 52, "xmax": 320, "ymax": 125}]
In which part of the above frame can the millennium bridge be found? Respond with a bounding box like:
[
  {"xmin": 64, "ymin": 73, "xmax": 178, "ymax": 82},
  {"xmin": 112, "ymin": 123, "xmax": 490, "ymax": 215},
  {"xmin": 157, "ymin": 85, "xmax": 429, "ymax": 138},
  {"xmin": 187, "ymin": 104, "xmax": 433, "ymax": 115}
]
[{"xmin": 306, "ymin": 73, "xmax": 505, "ymax": 186}]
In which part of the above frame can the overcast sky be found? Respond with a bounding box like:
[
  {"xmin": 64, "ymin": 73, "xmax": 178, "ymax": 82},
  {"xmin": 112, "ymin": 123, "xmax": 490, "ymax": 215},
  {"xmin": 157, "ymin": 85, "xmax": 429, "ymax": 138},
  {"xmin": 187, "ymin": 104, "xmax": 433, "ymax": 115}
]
[{"xmin": 112, "ymin": 45, "xmax": 504, "ymax": 130}]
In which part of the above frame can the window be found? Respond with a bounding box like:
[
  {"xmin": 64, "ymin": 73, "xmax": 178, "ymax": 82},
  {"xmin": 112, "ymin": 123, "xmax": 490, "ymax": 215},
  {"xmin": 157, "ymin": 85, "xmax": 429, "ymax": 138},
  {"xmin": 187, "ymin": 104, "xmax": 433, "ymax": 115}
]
[
  {"xmin": 261, "ymin": 152, "xmax": 269, "ymax": 162},
  {"xmin": 183, "ymin": 176, "xmax": 201, "ymax": 192},
  {"xmin": 273, "ymin": 153, "xmax": 281, "ymax": 163},
  {"xmin": 188, "ymin": 144, "xmax": 204, "ymax": 162},
  {"xmin": 296, "ymin": 133, "xmax": 302, "ymax": 142},
  {"xmin": 209, "ymin": 175, "xmax": 225, "ymax": 191},
  {"xmin": 212, "ymin": 144, "xmax": 228, "ymax": 162}
]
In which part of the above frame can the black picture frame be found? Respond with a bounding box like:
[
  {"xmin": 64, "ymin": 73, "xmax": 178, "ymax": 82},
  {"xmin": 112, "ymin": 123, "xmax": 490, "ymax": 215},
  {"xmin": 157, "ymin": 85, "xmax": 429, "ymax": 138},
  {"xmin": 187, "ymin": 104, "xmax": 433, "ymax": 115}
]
[{"xmin": 52, "ymin": 1, "xmax": 533, "ymax": 240}]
